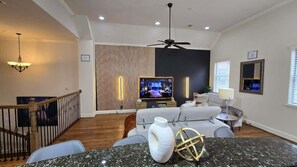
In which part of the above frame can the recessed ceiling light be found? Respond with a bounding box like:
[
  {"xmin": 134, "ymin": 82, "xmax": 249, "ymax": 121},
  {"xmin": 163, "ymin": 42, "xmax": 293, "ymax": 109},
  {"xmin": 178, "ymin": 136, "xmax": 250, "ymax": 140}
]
[
  {"xmin": 99, "ymin": 16, "xmax": 105, "ymax": 20},
  {"xmin": 204, "ymin": 26, "xmax": 210, "ymax": 30},
  {"xmin": 155, "ymin": 21, "xmax": 160, "ymax": 25}
]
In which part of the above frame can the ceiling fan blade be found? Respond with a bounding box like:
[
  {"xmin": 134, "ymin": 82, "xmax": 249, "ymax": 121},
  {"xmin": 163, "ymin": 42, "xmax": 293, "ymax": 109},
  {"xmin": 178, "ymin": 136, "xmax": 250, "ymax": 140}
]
[
  {"xmin": 157, "ymin": 40, "xmax": 165, "ymax": 42},
  {"xmin": 147, "ymin": 43, "xmax": 165, "ymax": 46},
  {"xmin": 173, "ymin": 44, "xmax": 186, "ymax": 49},
  {"xmin": 174, "ymin": 42, "xmax": 191, "ymax": 45}
]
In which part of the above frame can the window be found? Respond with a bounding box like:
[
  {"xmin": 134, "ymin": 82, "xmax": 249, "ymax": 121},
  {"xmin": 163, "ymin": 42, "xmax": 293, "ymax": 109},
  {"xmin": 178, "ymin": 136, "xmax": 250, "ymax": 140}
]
[
  {"xmin": 288, "ymin": 49, "xmax": 297, "ymax": 105},
  {"xmin": 214, "ymin": 61, "xmax": 230, "ymax": 92}
]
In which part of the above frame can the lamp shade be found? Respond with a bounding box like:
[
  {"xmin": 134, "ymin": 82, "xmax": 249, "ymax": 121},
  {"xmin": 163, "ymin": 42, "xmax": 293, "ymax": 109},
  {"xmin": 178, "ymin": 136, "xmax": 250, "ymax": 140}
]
[{"xmin": 219, "ymin": 88, "xmax": 234, "ymax": 100}]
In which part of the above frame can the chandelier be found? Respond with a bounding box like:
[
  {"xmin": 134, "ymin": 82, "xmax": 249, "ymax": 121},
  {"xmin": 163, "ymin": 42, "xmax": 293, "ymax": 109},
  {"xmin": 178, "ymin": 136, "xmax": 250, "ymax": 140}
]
[{"xmin": 7, "ymin": 33, "xmax": 31, "ymax": 73}]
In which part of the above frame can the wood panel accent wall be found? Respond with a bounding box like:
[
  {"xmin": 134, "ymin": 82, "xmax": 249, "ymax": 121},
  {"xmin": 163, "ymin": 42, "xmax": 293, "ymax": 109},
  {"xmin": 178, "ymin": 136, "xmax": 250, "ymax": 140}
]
[{"xmin": 95, "ymin": 45, "xmax": 155, "ymax": 110}]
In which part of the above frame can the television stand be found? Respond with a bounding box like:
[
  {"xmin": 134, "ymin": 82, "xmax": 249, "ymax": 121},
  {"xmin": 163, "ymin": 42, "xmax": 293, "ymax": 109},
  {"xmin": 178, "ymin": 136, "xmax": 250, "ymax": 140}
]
[{"xmin": 136, "ymin": 100, "xmax": 177, "ymax": 111}]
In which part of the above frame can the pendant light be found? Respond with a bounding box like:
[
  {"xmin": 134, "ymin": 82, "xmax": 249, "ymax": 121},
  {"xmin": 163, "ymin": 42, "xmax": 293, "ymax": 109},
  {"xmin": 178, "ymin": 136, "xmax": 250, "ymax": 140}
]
[{"xmin": 7, "ymin": 33, "xmax": 31, "ymax": 72}]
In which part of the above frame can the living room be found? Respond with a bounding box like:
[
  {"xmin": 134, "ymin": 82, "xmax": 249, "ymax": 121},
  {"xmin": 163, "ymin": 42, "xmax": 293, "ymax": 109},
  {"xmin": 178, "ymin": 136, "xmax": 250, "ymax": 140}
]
[{"xmin": 1, "ymin": 0, "xmax": 297, "ymax": 166}]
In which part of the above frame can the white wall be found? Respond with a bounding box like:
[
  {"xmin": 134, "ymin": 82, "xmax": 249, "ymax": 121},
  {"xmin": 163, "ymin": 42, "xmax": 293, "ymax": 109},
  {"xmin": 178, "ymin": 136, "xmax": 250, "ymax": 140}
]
[
  {"xmin": 78, "ymin": 40, "xmax": 96, "ymax": 117},
  {"xmin": 211, "ymin": 1, "xmax": 297, "ymax": 142},
  {"xmin": 0, "ymin": 39, "xmax": 79, "ymax": 105},
  {"xmin": 91, "ymin": 22, "xmax": 219, "ymax": 50}
]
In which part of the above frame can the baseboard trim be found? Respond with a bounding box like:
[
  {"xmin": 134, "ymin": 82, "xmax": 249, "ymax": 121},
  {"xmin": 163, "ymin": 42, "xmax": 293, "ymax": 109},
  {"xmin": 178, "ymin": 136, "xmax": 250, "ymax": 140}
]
[
  {"xmin": 96, "ymin": 109, "xmax": 136, "ymax": 115},
  {"xmin": 243, "ymin": 118, "xmax": 297, "ymax": 143},
  {"xmin": 80, "ymin": 113, "xmax": 96, "ymax": 118}
]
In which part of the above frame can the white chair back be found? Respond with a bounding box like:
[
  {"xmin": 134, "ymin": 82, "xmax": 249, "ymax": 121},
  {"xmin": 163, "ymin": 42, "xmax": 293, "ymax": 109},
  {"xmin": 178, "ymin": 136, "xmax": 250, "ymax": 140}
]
[
  {"xmin": 214, "ymin": 126, "xmax": 235, "ymax": 138},
  {"xmin": 113, "ymin": 135, "xmax": 147, "ymax": 147},
  {"xmin": 26, "ymin": 140, "xmax": 85, "ymax": 164}
]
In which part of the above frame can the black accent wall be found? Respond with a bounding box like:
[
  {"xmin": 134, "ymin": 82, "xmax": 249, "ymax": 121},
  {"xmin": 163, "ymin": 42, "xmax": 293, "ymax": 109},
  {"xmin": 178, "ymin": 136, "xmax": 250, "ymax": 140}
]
[{"xmin": 155, "ymin": 48, "xmax": 210, "ymax": 106}]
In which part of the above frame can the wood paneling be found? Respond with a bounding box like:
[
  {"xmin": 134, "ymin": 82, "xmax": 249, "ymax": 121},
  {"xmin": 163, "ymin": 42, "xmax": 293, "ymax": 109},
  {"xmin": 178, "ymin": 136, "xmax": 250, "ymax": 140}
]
[{"xmin": 95, "ymin": 45, "xmax": 155, "ymax": 110}]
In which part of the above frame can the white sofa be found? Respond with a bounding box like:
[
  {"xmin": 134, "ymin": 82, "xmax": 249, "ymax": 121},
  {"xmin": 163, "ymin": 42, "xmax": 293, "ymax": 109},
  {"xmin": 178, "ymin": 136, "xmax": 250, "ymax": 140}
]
[{"xmin": 128, "ymin": 106, "xmax": 229, "ymax": 139}]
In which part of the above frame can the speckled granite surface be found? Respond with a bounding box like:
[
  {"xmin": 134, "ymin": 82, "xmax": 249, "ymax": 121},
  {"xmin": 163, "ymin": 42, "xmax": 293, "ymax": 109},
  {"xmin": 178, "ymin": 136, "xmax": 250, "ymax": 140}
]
[{"xmin": 23, "ymin": 138, "xmax": 297, "ymax": 167}]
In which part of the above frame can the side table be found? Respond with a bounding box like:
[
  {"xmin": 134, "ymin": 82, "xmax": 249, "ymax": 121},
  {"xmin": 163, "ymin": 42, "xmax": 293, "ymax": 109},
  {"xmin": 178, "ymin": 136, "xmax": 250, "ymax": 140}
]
[{"xmin": 216, "ymin": 113, "xmax": 238, "ymax": 131}]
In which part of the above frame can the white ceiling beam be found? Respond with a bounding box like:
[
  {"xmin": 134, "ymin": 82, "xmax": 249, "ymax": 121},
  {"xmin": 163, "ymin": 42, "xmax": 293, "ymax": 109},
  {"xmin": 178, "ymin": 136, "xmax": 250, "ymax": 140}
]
[{"xmin": 33, "ymin": 0, "xmax": 79, "ymax": 38}]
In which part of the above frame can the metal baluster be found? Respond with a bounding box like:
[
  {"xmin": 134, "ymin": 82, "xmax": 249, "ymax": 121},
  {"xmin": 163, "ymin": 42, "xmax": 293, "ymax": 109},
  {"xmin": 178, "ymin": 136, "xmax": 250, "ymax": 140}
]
[
  {"xmin": 0, "ymin": 111, "xmax": 2, "ymax": 162},
  {"xmin": 63, "ymin": 98, "xmax": 66, "ymax": 133},
  {"xmin": 45, "ymin": 103, "xmax": 50, "ymax": 146},
  {"xmin": 14, "ymin": 109, "xmax": 19, "ymax": 160},
  {"xmin": 50, "ymin": 102, "xmax": 53, "ymax": 144},
  {"xmin": 2, "ymin": 109, "xmax": 7, "ymax": 161},
  {"xmin": 0, "ymin": 130, "xmax": 2, "ymax": 162},
  {"xmin": 8, "ymin": 109, "xmax": 13, "ymax": 160},
  {"xmin": 21, "ymin": 110, "xmax": 25, "ymax": 159},
  {"xmin": 66, "ymin": 97, "xmax": 69, "ymax": 130},
  {"xmin": 45, "ymin": 104, "xmax": 48, "ymax": 146},
  {"xmin": 43, "ymin": 109, "xmax": 46, "ymax": 147},
  {"xmin": 58, "ymin": 99, "xmax": 61, "ymax": 137},
  {"xmin": 53, "ymin": 101, "xmax": 57, "ymax": 140},
  {"xmin": 49, "ymin": 103, "xmax": 52, "ymax": 144},
  {"xmin": 26, "ymin": 109, "xmax": 31, "ymax": 156},
  {"xmin": 36, "ymin": 110, "xmax": 40, "ymax": 147}
]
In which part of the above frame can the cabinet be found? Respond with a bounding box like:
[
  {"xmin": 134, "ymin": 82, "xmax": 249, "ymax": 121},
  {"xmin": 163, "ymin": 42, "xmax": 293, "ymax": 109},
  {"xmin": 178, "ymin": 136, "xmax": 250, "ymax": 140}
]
[
  {"xmin": 136, "ymin": 100, "xmax": 177, "ymax": 111},
  {"xmin": 136, "ymin": 101, "xmax": 147, "ymax": 111}
]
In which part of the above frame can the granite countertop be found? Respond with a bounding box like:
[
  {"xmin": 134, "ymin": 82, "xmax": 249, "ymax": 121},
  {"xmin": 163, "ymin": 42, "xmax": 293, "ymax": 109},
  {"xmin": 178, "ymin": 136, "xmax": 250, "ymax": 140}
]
[{"xmin": 23, "ymin": 138, "xmax": 297, "ymax": 167}]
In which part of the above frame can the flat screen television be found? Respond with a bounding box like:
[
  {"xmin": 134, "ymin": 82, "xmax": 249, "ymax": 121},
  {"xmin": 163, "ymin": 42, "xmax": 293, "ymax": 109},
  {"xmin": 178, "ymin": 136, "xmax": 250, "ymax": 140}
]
[{"xmin": 138, "ymin": 76, "xmax": 173, "ymax": 99}]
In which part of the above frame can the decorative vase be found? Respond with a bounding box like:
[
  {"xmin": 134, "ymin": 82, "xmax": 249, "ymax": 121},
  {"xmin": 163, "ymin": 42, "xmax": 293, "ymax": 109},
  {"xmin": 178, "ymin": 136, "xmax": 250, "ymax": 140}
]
[
  {"xmin": 148, "ymin": 117, "xmax": 174, "ymax": 163},
  {"xmin": 136, "ymin": 99, "xmax": 142, "ymax": 103}
]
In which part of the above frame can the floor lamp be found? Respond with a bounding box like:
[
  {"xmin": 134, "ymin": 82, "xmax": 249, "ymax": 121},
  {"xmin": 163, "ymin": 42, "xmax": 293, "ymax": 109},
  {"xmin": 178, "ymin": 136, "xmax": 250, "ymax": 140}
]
[{"xmin": 219, "ymin": 88, "xmax": 234, "ymax": 117}]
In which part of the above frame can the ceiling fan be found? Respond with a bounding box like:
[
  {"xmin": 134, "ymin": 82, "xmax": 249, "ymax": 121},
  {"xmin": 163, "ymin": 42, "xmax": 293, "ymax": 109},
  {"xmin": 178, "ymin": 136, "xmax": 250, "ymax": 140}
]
[{"xmin": 148, "ymin": 3, "xmax": 191, "ymax": 49}]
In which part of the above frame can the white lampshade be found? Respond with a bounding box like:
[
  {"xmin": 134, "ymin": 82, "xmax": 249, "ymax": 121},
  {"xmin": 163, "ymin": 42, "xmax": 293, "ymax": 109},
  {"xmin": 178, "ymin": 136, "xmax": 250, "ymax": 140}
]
[{"xmin": 219, "ymin": 88, "xmax": 234, "ymax": 100}]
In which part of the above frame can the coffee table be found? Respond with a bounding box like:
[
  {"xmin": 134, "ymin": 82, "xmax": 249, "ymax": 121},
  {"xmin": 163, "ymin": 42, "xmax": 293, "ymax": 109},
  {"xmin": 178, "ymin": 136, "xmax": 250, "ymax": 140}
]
[{"xmin": 216, "ymin": 113, "xmax": 238, "ymax": 131}]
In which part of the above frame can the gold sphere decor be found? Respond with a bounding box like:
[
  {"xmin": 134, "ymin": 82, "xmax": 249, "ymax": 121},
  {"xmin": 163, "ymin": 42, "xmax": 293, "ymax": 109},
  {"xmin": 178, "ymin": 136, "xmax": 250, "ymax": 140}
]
[{"xmin": 174, "ymin": 128, "xmax": 206, "ymax": 162}]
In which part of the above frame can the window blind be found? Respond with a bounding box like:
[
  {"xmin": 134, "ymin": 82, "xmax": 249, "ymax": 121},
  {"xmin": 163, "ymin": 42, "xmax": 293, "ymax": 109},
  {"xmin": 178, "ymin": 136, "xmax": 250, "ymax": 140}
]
[
  {"xmin": 214, "ymin": 61, "xmax": 230, "ymax": 92},
  {"xmin": 289, "ymin": 49, "xmax": 297, "ymax": 105}
]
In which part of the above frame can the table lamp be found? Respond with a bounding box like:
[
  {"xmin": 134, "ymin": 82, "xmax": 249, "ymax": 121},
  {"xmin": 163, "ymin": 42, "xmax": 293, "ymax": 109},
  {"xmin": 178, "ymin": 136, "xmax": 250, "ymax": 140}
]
[{"xmin": 219, "ymin": 88, "xmax": 234, "ymax": 117}]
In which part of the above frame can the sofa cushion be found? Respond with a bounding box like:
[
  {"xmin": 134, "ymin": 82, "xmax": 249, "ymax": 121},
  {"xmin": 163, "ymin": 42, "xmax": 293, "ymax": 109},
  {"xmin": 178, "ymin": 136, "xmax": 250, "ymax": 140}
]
[
  {"xmin": 179, "ymin": 106, "xmax": 221, "ymax": 121},
  {"xmin": 178, "ymin": 119, "xmax": 229, "ymax": 137},
  {"xmin": 207, "ymin": 92, "xmax": 224, "ymax": 106},
  {"xmin": 136, "ymin": 107, "xmax": 180, "ymax": 125}
]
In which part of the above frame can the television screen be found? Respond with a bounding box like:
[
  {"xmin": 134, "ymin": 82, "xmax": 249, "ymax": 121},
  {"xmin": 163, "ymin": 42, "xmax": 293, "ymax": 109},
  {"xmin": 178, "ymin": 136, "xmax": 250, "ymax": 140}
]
[
  {"xmin": 139, "ymin": 77, "xmax": 173, "ymax": 99},
  {"xmin": 243, "ymin": 79, "xmax": 260, "ymax": 92}
]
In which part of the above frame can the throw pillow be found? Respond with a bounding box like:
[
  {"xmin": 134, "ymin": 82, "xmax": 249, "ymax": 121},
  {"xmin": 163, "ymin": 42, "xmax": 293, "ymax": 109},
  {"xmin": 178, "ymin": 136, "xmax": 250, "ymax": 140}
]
[
  {"xmin": 181, "ymin": 101, "xmax": 196, "ymax": 107},
  {"xmin": 193, "ymin": 93, "xmax": 209, "ymax": 103}
]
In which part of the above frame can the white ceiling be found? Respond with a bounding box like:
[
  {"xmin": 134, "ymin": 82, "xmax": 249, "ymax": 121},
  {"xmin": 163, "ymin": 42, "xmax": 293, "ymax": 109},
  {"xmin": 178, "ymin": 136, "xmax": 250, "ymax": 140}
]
[
  {"xmin": 0, "ymin": 0, "xmax": 289, "ymax": 42},
  {"xmin": 0, "ymin": 0, "xmax": 76, "ymax": 41},
  {"xmin": 64, "ymin": 0, "xmax": 285, "ymax": 32}
]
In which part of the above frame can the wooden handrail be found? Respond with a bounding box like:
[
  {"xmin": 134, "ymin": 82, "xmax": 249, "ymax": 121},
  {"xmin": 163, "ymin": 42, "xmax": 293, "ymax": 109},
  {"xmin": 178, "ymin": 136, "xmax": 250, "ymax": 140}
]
[
  {"xmin": 0, "ymin": 104, "xmax": 29, "ymax": 109},
  {"xmin": 0, "ymin": 127, "xmax": 29, "ymax": 139},
  {"xmin": 37, "ymin": 90, "xmax": 82, "ymax": 106},
  {"xmin": 0, "ymin": 90, "xmax": 82, "ymax": 109}
]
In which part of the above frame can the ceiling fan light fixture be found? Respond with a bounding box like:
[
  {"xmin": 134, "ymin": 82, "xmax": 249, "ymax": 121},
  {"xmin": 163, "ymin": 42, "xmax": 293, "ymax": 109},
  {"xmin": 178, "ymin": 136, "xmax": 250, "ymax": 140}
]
[
  {"xmin": 204, "ymin": 26, "xmax": 210, "ymax": 30},
  {"xmin": 155, "ymin": 21, "xmax": 160, "ymax": 25}
]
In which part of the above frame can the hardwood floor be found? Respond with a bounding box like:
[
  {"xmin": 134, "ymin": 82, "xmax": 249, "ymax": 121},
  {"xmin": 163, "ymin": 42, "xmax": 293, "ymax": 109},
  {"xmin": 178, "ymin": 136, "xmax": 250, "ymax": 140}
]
[{"xmin": 1, "ymin": 113, "xmax": 294, "ymax": 167}]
